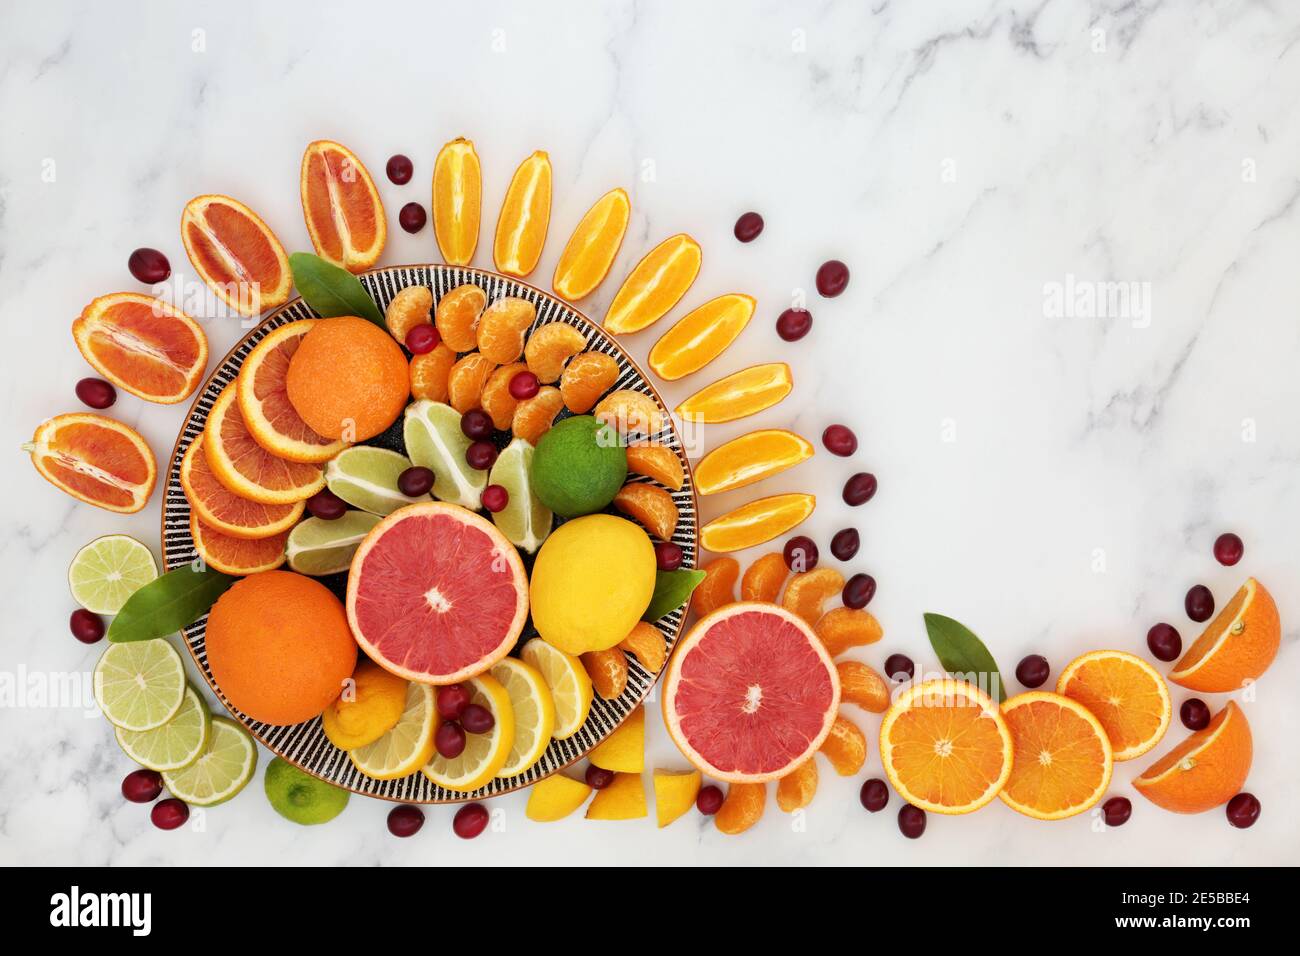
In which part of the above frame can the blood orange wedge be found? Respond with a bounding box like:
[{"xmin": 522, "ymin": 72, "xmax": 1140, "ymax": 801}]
[
  {"xmin": 179, "ymin": 436, "xmax": 303, "ymax": 539},
  {"xmin": 299, "ymin": 140, "xmax": 387, "ymax": 273},
  {"xmin": 648, "ymin": 293, "xmax": 756, "ymax": 381},
  {"xmin": 181, "ymin": 194, "xmax": 291, "ymax": 317},
  {"xmin": 432, "ymin": 137, "xmax": 481, "ymax": 266},
  {"xmin": 1170, "ymin": 577, "xmax": 1280, "ymax": 692},
  {"xmin": 23, "ymin": 413, "xmax": 156, "ymax": 514},
  {"xmin": 1056, "ymin": 650, "xmax": 1171, "ymax": 761},
  {"xmin": 998, "ymin": 692, "xmax": 1113, "ymax": 820},
  {"xmin": 552, "ymin": 187, "xmax": 631, "ymax": 301},
  {"xmin": 676, "ymin": 362, "xmax": 793, "ymax": 424},
  {"xmin": 493, "ymin": 150, "xmax": 552, "ymax": 278},
  {"xmin": 346, "ymin": 502, "xmax": 529, "ymax": 684},
  {"xmin": 1133, "ymin": 700, "xmax": 1252, "ymax": 813},
  {"xmin": 203, "ymin": 385, "xmax": 325, "ymax": 505},
  {"xmin": 72, "ymin": 293, "xmax": 208, "ymax": 404},
  {"xmin": 236, "ymin": 321, "xmax": 347, "ymax": 463},
  {"xmin": 189, "ymin": 512, "xmax": 287, "ymax": 575},
  {"xmin": 662, "ymin": 602, "xmax": 840, "ymax": 783},
  {"xmin": 604, "ymin": 233, "xmax": 702, "ymax": 335}
]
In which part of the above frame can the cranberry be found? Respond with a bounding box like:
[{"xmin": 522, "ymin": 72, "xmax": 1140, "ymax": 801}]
[
  {"xmin": 397, "ymin": 466, "xmax": 434, "ymax": 498},
  {"xmin": 1015, "ymin": 654, "xmax": 1050, "ymax": 689},
  {"xmin": 1180, "ymin": 698, "xmax": 1211, "ymax": 731},
  {"xmin": 897, "ymin": 804, "xmax": 926, "ymax": 839},
  {"xmin": 842, "ymin": 573, "xmax": 876, "ymax": 609},
  {"xmin": 1226, "ymin": 792, "xmax": 1260, "ymax": 829},
  {"xmin": 816, "ymin": 259, "xmax": 850, "ymax": 298},
  {"xmin": 405, "ymin": 323, "xmax": 439, "ymax": 354},
  {"xmin": 435, "ymin": 722, "xmax": 466, "ymax": 759},
  {"xmin": 1185, "ymin": 585, "xmax": 1214, "ymax": 623},
  {"xmin": 461, "ymin": 703, "xmax": 495, "ymax": 734},
  {"xmin": 775, "ymin": 308, "xmax": 812, "ymax": 342},
  {"xmin": 128, "ymin": 247, "xmax": 171, "ymax": 284},
  {"xmin": 70, "ymin": 608, "xmax": 105, "ymax": 644},
  {"xmin": 655, "ymin": 541, "xmax": 683, "ymax": 571},
  {"xmin": 386, "ymin": 154, "xmax": 413, "ymax": 185},
  {"xmin": 121, "ymin": 769, "xmax": 163, "ymax": 803},
  {"xmin": 1102, "ymin": 796, "xmax": 1131, "ymax": 827},
  {"xmin": 436, "ymin": 684, "xmax": 471, "ymax": 720},
  {"xmin": 398, "ymin": 202, "xmax": 426, "ymax": 234},
  {"xmin": 884, "ymin": 653, "xmax": 914, "ymax": 682},
  {"xmin": 822, "ymin": 424, "xmax": 857, "ymax": 457},
  {"xmin": 305, "ymin": 489, "xmax": 347, "ymax": 520},
  {"xmin": 586, "ymin": 766, "xmax": 615, "ymax": 790},
  {"xmin": 387, "ymin": 804, "xmax": 425, "ymax": 837},
  {"xmin": 453, "ymin": 802, "xmax": 490, "ymax": 839},
  {"xmin": 830, "ymin": 528, "xmax": 859, "ymax": 561},
  {"xmin": 481, "ymin": 485, "xmax": 508, "ymax": 513},
  {"xmin": 842, "ymin": 472, "xmax": 877, "ymax": 506},
  {"xmin": 75, "ymin": 377, "xmax": 116, "ymax": 409},
  {"xmin": 696, "ymin": 785, "xmax": 724, "ymax": 815},
  {"xmin": 783, "ymin": 535, "xmax": 818, "ymax": 572},
  {"xmin": 859, "ymin": 778, "xmax": 889, "ymax": 812},
  {"xmin": 1146, "ymin": 622, "xmax": 1182, "ymax": 662},
  {"xmin": 461, "ymin": 409, "xmax": 495, "ymax": 441},
  {"xmin": 733, "ymin": 211, "xmax": 764, "ymax": 242},
  {"xmin": 508, "ymin": 370, "xmax": 540, "ymax": 400},
  {"xmin": 150, "ymin": 798, "xmax": 189, "ymax": 830},
  {"xmin": 1213, "ymin": 533, "xmax": 1244, "ymax": 567},
  {"xmin": 466, "ymin": 441, "xmax": 497, "ymax": 470}
]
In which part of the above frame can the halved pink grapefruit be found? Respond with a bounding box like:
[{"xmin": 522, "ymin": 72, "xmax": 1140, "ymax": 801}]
[
  {"xmin": 346, "ymin": 502, "xmax": 529, "ymax": 684},
  {"xmin": 662, "ymin": 602, "xmax": 840, "ymax": 782}
]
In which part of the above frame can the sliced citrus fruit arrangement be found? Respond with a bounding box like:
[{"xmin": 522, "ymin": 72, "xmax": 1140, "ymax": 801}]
[
  {"xmin": 552, "ymin": 187, "xmax": 631, "ymax": 301},
  {"xmin": 526, "ymin": 774, "xmax": 592, "ymax": 821},
  {"xmin": 422, "ymin": 673, "xmax": 515, "ymax": 790},
  {"xmin": 24, "ymin": 413, "xmax": 156, "ymax": 514},
  {"xmin": 1133, "ymin": 700, "xmax": 1252, "ymax": 813},
  {"xmin": 676, "ymin": 362, "xmax": 793, "ymax": 424},
  {"xmin": 67, "ymin": 534, "xmax": 157, "ymax": 615},
  {"xmin": 402, "ymin": 400, "xmax": 488, "ymax": 508},
  {"xmin": 1056, "ymin": 650, "xmax": 1171, "ymax": 761},
  {"xmin": 180, "ymin": 436, "xmax": 303, "ymax": 538},
  {"xmin": 604, "ymin": 233, "xmax": 702, "ymax": 334},
  {"xmin": 325, "ymin": 446, "xmax": 428, "ymax": 516},
  {"xmin": 160, "ymin": 716, "xmax": 257, "ymax": 806},
  {"xmin": 879, "ymin": 678, "xmax": 1014, "ymax": 815},
  {"xmin": 998, "ymin": 691, "xmax": 1113, "ymax": 820},
  {"xmin": 94, "ymin": 638, "xmax": 186, "ymax": 733},
  {"xmin": 663, "ymin": 602, "xmax": 840, "ymax": 782},
  {"xmin": 493, "ymin": 150, "xmax": 552, "ymax": 278},
  {"xmin": 286, "ymin": 511, "xmax": 382, "ymax": 576},
  {"xmin": 72, "ymin": 293, "xmax": 208, "ymax": 404},
  {"xmin": 181, "ymin": 194, "xmax": 291, "ymax": 316},
  {"xmin": 432, "ymin": 137, "xmax": 481, "ymax": 266},
  {"xmin": 699, "ymin": 492, "xmax": 816, "ymax": 553},
  {"xmin": 655, "ymin": 768, "xmax": 703, "ymax": 827},
  {"xmin": 519, "ymin": 638, "xmax": 593, "ymax": 739},
  {"xmin": 204, "ymin": 385, "xmax": 325, "ymax": 504},
  {"xmin": 1170, "ymin": 578, "xmax": 1280, "ymax": 692},
  {"xmin": 189, "ymin": 513, "xmax": 288, "ymax": 575},
  {"xmin": 115, "ymin": 684, "xmax": 210, "ymax": 772},
  {"xmin": 695, "ymin": 429, "xmax": 814, "ymax": 496},
  {"xmin": 347, "ymin": 681, "xmax": 436, "ymax": 780},
  {"xmin": 490, "ymin": 657, "xmax": 556, "ymax": 778},
  {"xmin": 648, "ymin": 293, "xmax": 756, "ymax": 381},
  {"xmin": 299, "ymin": 139, "xmax": 387, "ymax": 272}
]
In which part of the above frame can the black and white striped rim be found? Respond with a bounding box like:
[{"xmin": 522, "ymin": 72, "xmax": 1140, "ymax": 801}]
[{"xmin": 162, "ymin": 264, "xmax": 699, "ymax": 803}]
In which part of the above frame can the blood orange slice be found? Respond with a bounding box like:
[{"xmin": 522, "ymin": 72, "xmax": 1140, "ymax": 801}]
[
  {"xmin": 203, "ymin": 384, "xmax": 325, "ymax": 504},
  {"xmin": 189, "ymin": 512, "xmax": 288, "ymax": 575},
  {"xmin": 662, "ymin": 602, "xmax": 840, "ymax": 782},
  {"xmin": 300, "ymin": 140, "xmax": 387, "ymax": 273},
  {"xmin": 181, "ymin": 194, "xmax": 292, "ymax": 317},
  {"xmin": 72, "ymin": 293, "xmax": 208, "ymax": 404},
  {"xmin": 179, "ymin": 436, "xmax": 303, "ymax": 539},
  {"xmin": 236, "ymin": 321, "xmax": 347, "ymax": 463},
  {"xmin": 346, "ymin": 502, "xmax": 529, "ymax": 684},
  {"xmin": 24, "ymin": 413, "xmax": 156, "ymax": 514}
]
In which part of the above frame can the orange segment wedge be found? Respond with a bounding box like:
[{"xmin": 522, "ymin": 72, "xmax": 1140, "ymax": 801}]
[
  {"xmin": 493, "ymin": 150, "xmax": 552, "ymax": 278},
  {"xmin": 1170, "ymin": 578, "xmax": 1280, "ymax": 692},
  {"xmin": 741, "ymin": 552, "xmax": 788, "ymax": 603},
  {"xmin": 1056, "ymin": 650, "xmax": 1171, "ymax": 761},
  {"xmin": 594, "ymin": 390, "xmax": 664, "ymax": 440},
  {"xmin": 782, "ymin": 568, "xmax": 845, "ymax": 625},
  {"xmin": 700, "ymin": 493, "xmax": 816, "ymax": 553},
  {"xmin": 1133, "ymin": 701, "xmax": 1252, "ymax": 814},
  {"xmin": 625, "ymin": 443, "xmax": 684, "ymax": 491},
  {"xmin": 432, "ymin": 137, "xmax": 481, "ymax": 266},
  {"xmin": 676, "ymin": 363, "xmax": 792, "ymax": 424},
  {"xmin": 693, "ymin": 557, "xmax": 739, "ymax": 617},
  {"xmin": 998, "ymin": 692, "xmax": 1113, "ymax": 820},
  {"xmin": 180, "ymin": 436, "xmax": 303, "ymax": 540},
  {"xmin": 524, "ymin": 323, "xmax": 587, "ymax": 383},
  {"xmin": 694, "ymin": 429, "xmax": 814, "ymax": 496},
  {"xmin": 181, "ymin": 194, "xmax": 291, "ymax": 317},
  {"xmin": 203, "ymin": 385, "xmax": 325, "ymax": 504},
  {"xmin": 648, "ymin": 293, "xmax": 756, "ymax": 381},
  {"xmin": 604, "ymin": 234, "xmax": 702, "ymax": 334},
  {"xmin": 72, "ymin": 293, "xmax": 208, "ymax": 404},
  {"xmin": 189, "ymin": 512, "xmax": 288, "ymax": 576},
  {"xmin": 410, "ymin": 344, "xmax": 456, "ymax": 403},
  {"xmin": 299, "ymin": 140, "xmax": 387, "ymax": 273},
  {"xmin": 24, "ymin": 413, "xmax": 156, "ymax": 514},
  {"xmin": 553, "ymin": 188, "xmax": 631, "ymax": 301}
]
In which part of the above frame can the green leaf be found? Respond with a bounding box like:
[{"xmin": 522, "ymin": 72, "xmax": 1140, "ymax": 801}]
[
  {"xmin": 642, "ymin": 569, "xmax": 707, "ymax": 622},
  {"xmin": 107, "ymin": 566, "xmax": 236, "ymax": 643},
  {"xmin": 289, "ymin": 252, "xmax": 384, "ymax": 326},
  {"xmin": 922, "ymin": 612, "xmax": 1007, "ymax": 702}
]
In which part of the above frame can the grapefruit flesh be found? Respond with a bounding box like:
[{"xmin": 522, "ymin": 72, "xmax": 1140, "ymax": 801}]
[
  {"xmin": 663, "ymin": 602, "xmax": 840, "ymax": 782},
  {"xmin": 347, "ymin": 502, "xmax": 528, "ymax": 684}
]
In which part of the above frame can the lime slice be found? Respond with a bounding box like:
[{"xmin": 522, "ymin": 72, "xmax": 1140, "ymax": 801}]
[
  {"xmin": 161, "ymin": 716, "xmax": 257, "ymax": 806},
  {"xmin": 520, "ymin": 638, "xmax": 594, "ymax": 739},
  {"xmin": 325, "ymin": 446, "xmax": 429, "ymax": 516},
  {"xmin": 491, "ymin": 657, "xmax": 556, "ymax": 778},
  {"xmin": 488, "ymin": 438, "xmax": 553, "ymax": 553},
  {"xmin": 69, "ymin": 534, "xmax": 158, "ymax": 614},
  {"xmin": 93, "ymin": 639, "xmax": 186, "ymax": 732},
  {"xmin": 115, "ymin": 684, "xmax": 211, "ymax": 771},
  {"xmin": 348, "ymin": 682, "xmax": 436, "ymax": 780},
  {"xmin": 403, "ymin": 399, "xmax": 487, "ymax": 509},
  {"xmin": 422, "ymin": 674, "xmax": 515, "ymax": 791},
  {"xmin": 286, "ymin": 512, "xmax": 382, "ymax": 575}
]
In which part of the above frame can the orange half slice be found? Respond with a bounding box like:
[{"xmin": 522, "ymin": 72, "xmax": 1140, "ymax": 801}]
[
  {"xmin": 24, "ymin": 413, "xmax": 156, "ymax": 514},
  {"xmin": 1170, "ymin": 578, "xmax": 1280, "ymax": 692},
  {"xmin": 203, "ymin": 384, "xmax": 324, "ymax": 504}
]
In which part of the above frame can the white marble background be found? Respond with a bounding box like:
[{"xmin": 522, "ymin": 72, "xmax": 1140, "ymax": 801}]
[{"xmin": 1, "ymin": 0, "xmax": 1298, "ymax": 866}]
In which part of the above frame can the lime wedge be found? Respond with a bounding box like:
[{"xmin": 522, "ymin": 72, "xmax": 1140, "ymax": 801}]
[
  {"xmin": 403, "ymin": 399, "xmax": 487, "ymax": 509},
  {"xmin": 325, "ymin": 446, "xmax": 429, "ymax": 516},
  {"xmin": 69, "ymin": 534, "xmax": 158, "ymax": 614},
  {"xmin": 488, "ymin": 438, "xmax": 553, "ymax": 552},
  {"xmin": 161, "ymin": 716, "xmax": 257, "ymax": 806},
  {"xmin": 115, "ymin": 684, "xmax": 211, "ymax": 771},
  {"xmin": 286, "ymin": 512, "xmax": 382, "ymax": 575},
  {"xmin": 93, "ymin": 639, "xmax": 186, "ymax": 732}
]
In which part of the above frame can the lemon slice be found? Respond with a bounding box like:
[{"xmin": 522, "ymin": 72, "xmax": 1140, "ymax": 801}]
[
  {"xmin": 93, "ymin": 639, "xmax": 186, "ymax": 732},
  {"xmin": 403, "ymin": 399, "xmax": 487, "ymax": 509},
  {"xmin": 487, "ymin": 438, "xmax": 553, "ymax": 553},
  {"xmin": 286, "ymin": 511, "xmax": 382, "ymax": 576},
  {"xmin": 69, "ymin": 534, "xmax": 158, "ymax": 614},
  {"xmin": 325, "ymin": 447, "xmax": 428, "ymax": 516},
  {"xmin": 161, "ymin": 716, "xmax": 257, "ymax": 806},
  {"xmin": 422, "ymin": 674, "xmax": 514, "ymax": 791},
  {"xmin": 520, "ymin": 638, "xmax": 593, "ymax": 739},
  {"xmin": 115, "ymin": 684, "xmax": 211, "ymax": 771},
  {"xmin": 490, "ymin": 657, "xmax": 556, "ymax": 778},
  {"xmin": 348, "ymin": 681, "xmax": 435, "ymax": 780}
]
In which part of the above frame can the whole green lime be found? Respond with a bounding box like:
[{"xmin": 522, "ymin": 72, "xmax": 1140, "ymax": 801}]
[
  {"xmin": 264, "ymin": 756, "xmax": 349, "ymax": 826},
  {"xmin": 531, "ymin": 415, "xmax": 627, "ymax": 518}
]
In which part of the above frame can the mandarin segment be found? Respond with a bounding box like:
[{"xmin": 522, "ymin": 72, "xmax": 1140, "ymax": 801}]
[
  {"xmin": 435, "ymin": 284, "xmax": 487, "ymax": 352},
  {"xmin": 524, "ymin": 323, "xmax": 587, "ymax": 383},
  {"xmin": 560, "ymin": 351, "xmax": 619, "ymax": 413},
  {"xmin": 715, "ymin": 782, "xmax": 766, "ymax": 835},
  {"xmin": 511, "ymin": 385, "xmax": 564, "ymax": 444},
  {"xmin": 676, "ymin": 362, "xmax": 793, "ymax": 425},
  {"xmin": 625, "ymin": 443, "xmax": 684, "ymax": 491},
  {"xmin": 409, "ymin": 344, "xmax": 456, "ymax": 403},
  {"xmin": 781, "ymin": 568, "xmax": 846, "ymax": 626},
  {"xmin": 493, "ymin": 150, "xmax": 552, "ymax": 278},
  {"xmin": 618, "ymin": 621, "xmax": 667, "ymax": 674},
  {"xmin": 836, "ymin": 660, "xmax": 891, "ymax": 713},
  {"xmin": 476, "ymin": 296, "xmax": 536, "ymax": 364},
  {"xmin": 740, "ymin": 552, "xmax": 789, "ymax": 603},
  {"xmin": 481, "ymin": 362, "xmax": 527, "ymax": 430},
  {"xmin": 775, "ymin": 759, "xmax": 818, "ymax": 812},
  {"xmin": 384, "ymin": 285, "xmax": 433, "ymax": 343},
  {"xmin": 446, "ymin": 353, "xmax": 497, "ymax": 414},
  {"xmin": 432, "ymin": 137, "xmax": 481, "ymax": 266},
  {"xmin": 594, "ymin": 389, "xmax": 664, "ymax": 439},
  {"xmin": 693, "ymin": 557, "xmax": 740, "ymax": 617},
  {"xmin": 819, "ymin": 714, "xmax": 867, "ymax": 775},
  {"xmin": 581, "ymin": 647, "xmax": 629, "ymax": 700},
  {"xmin": 814, "ymin": 607, "xmax": 884, "ymax": 657},
  {"xmin": 613, "ymin": 482, "xmax": 679, "ymax": 541},
  {"xmin": 552, "ymin": 187, "xmax": 631, "ymax": 301}
]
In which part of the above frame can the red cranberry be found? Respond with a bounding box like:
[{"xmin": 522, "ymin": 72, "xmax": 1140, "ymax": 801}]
[
  {"xmin": 1102, "ymin": 796, "xmax": 1131, "ymax": 827},
  {"xmin": 397, "ymin": 466, "xmax": 434, "ymax": 498},
  {"xmin": 884, "ymin": 653, "xmax": 914, "ymax": 682},
  {"xmin": 830, "ymin": 528, "xmax": 859, "ymax": 561},
  {"xmin": 733, "ymin": 211, "xmax": 764, "ymax": 242},
  {"xmin": 128, "ymin": 247, "xmax": 171, "ymax": 284},
  {"xmin": 461, "ymin": 409, "xmax": 494, "ymax": 440},
  {"xmin": 822, "ymin": 424, "xmax": 857, "ymax": 457},
  {"xmin": 461, "ymin": 703, "xmax": 495, "ymax": 734},
  {"xmin": 305, "ymin": 489, "xmax": 347, "ymax": 520},
  {"xmin": 1213, "ymin": 533, "xmax": 1244, "ymax": 567},
  {"xmin": 842, "ymin": 573, "xmax": 875, "ymax": 609},
  {"xmin": 405, "ymin": 323, "xmax": 439, "ymax": 354},
  {"xmin": 859, "ymin": 778, "xmax": 889, "ymax": 812},
  {"xmin": 1180, "ymin": 698, "xmax": 1211, "ymax": 730},
  {"xmin": 150, "ymin": 798, "xmax": 189, "ymax": 830},
  {"xmin": 654, "ymin": 541, "xmax": 683, "ymax": 571},
  {"xmin": 466, "ymin": 441, "xmax": 497, "ymax": 470},
  {"xmin": 842, "ymin": 472, "xmax": 877, "ymax": 505},
  {"xmin": 436, "ymin": 684, "xmax": 471, "ymax": 720},
  {"xmin": 435, "ymin": 722, "xmax": 466, "ymax": 759},
  {"xmin": 1226, "ymin": 792, "xmax": 1260, "ymax": 829},
  {"xmin": 783, "ymin": 535, "xmax": 818, "ymax": 572},
  {"xmin": 508, "ymin": 370, "xmax": 540, "ymax": 400},
  {"xmin": 815, "ymin": 259, "xmax": 849, "ymax": 297},
  {"xmin": 481, "ymin": 485, "xmax": 509, "ymax": 513},
  {"xmin": 398, "ymin": 202, "xmax": 426, "ymax": 234},
  {"xmin": 1185, "ymin": 585, "xmax": 1214, "ymax": 623},
  {"xmin": 75, "ymin": 377, "xmax": 116, "ymax": 409},
  {"xmin": 121, "ymin": 769, "xmax": 163, "ymax": 803},
  {"xmin": 453, "ymin": 802, "xmax": 490, "ymax": 839},
  {"xmin": 387, "ymin": 804, "xmax": 424, "ymax": 837},
  {"xmin": 897, "ymin": 804, "xmax": 926, "ymax": 838},
  {"xmin": 70, "ymin": 608, "xmax": 105, "ymax": 644},
  {"xmin": 1146, "ymin": 622, "xmax": 1182, "ymax": 662},
  {"xmin": 1015, "ymin": 654, "xmax": 1050, "ymax": 688},
  {"xmin": 585, "ymin": 766, "xmax": 615, "ymax": 790},
  {"xmin": 386, "ymin": 154, "xmax": 413, "ymax": 185},
  {"xmin": 696, "ymin": 785, "xmax": 724, "ymax": 815},
  {"xmin": 776, "ymin": 308, "xmax": 813, "ymax": 342}
]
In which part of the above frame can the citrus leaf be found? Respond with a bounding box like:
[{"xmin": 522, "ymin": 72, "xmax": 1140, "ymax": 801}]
[
  {"xmin": 643, "ymin": 569, "xmax": 706, "ymax": 622},
  {"xmin": 107, "ymin": 566, "xmax": 236, "ymax": 643},
  {"xmin": 922, "ymin": 612, "xmax": 1007, "ymax": 702},
  {"xmin": 289, "ymin": 252, "xmax": 384, "ymax": 326}
]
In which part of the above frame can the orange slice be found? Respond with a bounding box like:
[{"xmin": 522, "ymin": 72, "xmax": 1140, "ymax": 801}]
[
  {"xmin": 998, "ymin": 692, "xmax": 1113, "ymax": 820},
  {"xmin": 180, "ymin": 436, "xmax": 302, "ymax": 539},
  {"xmin": 1170, "ymin": 578, "xmax": 1280, "ymax": 692},
  {"xmin": 648, "ymin": 293, "xmax": 756, "ymax": 381},
  {"xmin": 435, "ymin": 284, "xmax": 487, "ymax": 352},
  {"xmin": 625, "ymin": 443, "xmax": 684, "ymax": 491},
  {"xmin": 203, "ymin": 385, "xmax": 324, "ymax": 504},
  {"xmin": 493, "ymin": 151, "xmax": 551, "ymax": 278},
  {"xmin": 879, "ymin": 678, "xmax": 1014, "ymax": 815},
  {"xmin": 676, "ymin": 363, "xmax": 792, "ymax": 424},
  {"xmin": 524, "ymin": 323, "xmax": 587, "ymax": 384},
  {"xmin": 189, "ymin": 512, "xmax": 288, "ymax": 575},
  {"xmin": 24, "ymin": 413, "xmax": 155, "ymax": 514},
  {"xmin": 236, "ymin": 322, "xmax": 347, "ymax": 463},
  {"xmin": 700, "ymin": 493, "xmax": 816, "ymax": 553},
  {"xmin": 552, "ymin": 188, "xmax": 630, "ymax": 301},
  {"xmin": 1133, "ymin": 701, "xmax": 1252, "ymax": 814},
  {"xmin": 72, "ymin": 293, "xmax": 207, "ymax": 404},
  {"xmin": 559, "ymin": 352, "xmax": 619, "ymax": 414},
  {"xmin": 299, "ymin": 140, "xmax": 387, "ymax": 273},
  {"xmin": 432, "ymin": 137, "xmax": 481, "ymax": 266},
  {"xmin": 603, "ymin": 234, "xmax": 702, "ymax": 334},
  {"xmin": 1056, "ymin": 650, "xmax": 1171, "ymax": 761},
  {"xmin": 181, "ymin": 194, "xmax": 291, "ymax": 317},
  {"xmin": 694, "ymin": 429, "xmax": 814, "ymax": 496}
]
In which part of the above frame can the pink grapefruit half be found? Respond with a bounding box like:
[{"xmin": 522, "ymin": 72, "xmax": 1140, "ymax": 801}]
[
  {"xmin": 346, "ymin": 501, "xmax": 529, "ymax": 684},
  {"xmin": 662, "ymin": 602, "xmax": 841, "ymax": 782}
]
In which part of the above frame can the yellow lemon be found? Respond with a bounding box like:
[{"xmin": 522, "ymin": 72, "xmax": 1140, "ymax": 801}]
[{"xmin": 321, "ymin": 660, "xmax": 408, "ymax": 750}]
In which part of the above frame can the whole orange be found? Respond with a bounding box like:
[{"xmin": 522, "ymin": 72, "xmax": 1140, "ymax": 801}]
[
  {"xmin": 285, "ymin": 315, "xmax": 409, "ymax": 441},
  {"xmin": 206, "ymin": 570, "xmax": 357, "ymax": 725}
]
